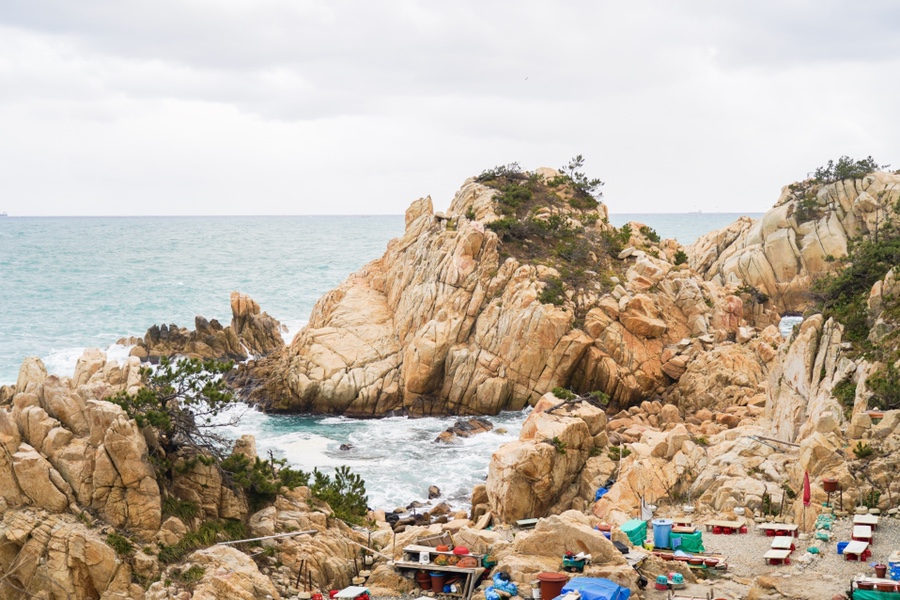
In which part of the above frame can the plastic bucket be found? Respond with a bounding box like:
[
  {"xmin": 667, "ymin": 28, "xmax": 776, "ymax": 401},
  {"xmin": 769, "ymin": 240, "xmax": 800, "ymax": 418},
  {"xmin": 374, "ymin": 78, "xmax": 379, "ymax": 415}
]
[
  {"xmin": 837, "ymin": 541, "xmax": 849, "ymax": 555},
  {"xmin": 415, "ymin": 571, "xmax": 432, "ymax": 590},
  {"xmin": 537, "ymin": 572, "xmax": 568, "ymax": 600},
  {"xmin": 652, "ymin": 519, "xmax": 673, "ymax": 549},
  {"xmin": 430, "ymin": 572, "xmax": 446, "ymax": 592}
]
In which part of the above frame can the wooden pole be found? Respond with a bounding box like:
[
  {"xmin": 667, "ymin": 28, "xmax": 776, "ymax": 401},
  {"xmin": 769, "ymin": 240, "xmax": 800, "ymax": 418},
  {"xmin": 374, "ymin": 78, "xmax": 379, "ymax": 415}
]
[
  {"xmin": 217, "ymin": 529, "xmax": 317, "ymax": 546},
  {"xmin": 344, "ymin": 538, "xmax": 394, "ymax": 561}
]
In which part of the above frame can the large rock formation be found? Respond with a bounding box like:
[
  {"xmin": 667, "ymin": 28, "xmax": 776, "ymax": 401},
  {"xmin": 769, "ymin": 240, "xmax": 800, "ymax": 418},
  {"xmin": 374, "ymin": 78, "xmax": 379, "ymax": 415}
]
[
  {"xmin": 0, "ymin": 349, "xmax": 377, "ymax": 600},
  {"xmin": 127, "ymin": 292, "xmax": 285, "ymax": 362},
  {"xmin": 485, "ymin": 393, "xmax": 609, "ymax": 522},
  {"xmin": 689, "ymin": 172, "xmax": 900, "ymax": 313},
  {"xmin": 236, "ymin": 172, "xmax": 748, "ymax": 416},
  {"xmin": 1, "ymin": 356, "xmax": 162, "ymax": 540}
]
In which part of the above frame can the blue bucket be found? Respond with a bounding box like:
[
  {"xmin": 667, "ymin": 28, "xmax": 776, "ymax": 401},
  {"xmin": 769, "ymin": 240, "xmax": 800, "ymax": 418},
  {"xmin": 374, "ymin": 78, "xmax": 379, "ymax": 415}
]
[{"xmin": 652, "ymin": 519, "xmax": 673, "ymax": 549}]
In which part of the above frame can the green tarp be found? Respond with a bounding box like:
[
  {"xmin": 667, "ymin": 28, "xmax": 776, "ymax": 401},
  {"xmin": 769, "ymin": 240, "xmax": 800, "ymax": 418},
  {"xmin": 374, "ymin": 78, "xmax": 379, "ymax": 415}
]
[
  {"xmin": 669, "ymin": 530, "xmax": 704, "ymax": 553},
  {"xmin": 620, "ymin": 519, "xmax": 647, "ymax": 547},
  {"xmin": 852, "ymin": 589, "xmax": 899, "ymax": 600}
]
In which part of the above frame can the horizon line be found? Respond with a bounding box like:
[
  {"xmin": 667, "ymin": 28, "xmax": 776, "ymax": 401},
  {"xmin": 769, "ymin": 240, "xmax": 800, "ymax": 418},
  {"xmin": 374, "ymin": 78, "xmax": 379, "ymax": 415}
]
[{"xmin": 0, "ymin": 210, "xmax": 765, "ymax": 218}]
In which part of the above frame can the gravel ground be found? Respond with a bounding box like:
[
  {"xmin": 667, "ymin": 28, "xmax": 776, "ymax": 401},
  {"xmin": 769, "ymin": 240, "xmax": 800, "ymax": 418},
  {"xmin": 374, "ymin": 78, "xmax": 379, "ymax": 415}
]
[{"xmin": 644, "ymin": 513, "xmax": 900, "ymax": 600}]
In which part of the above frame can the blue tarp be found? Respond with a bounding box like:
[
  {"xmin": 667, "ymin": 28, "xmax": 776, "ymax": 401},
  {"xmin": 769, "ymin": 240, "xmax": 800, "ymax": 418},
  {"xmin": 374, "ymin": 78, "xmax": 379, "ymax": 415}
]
[
  {"xmin": 594, "ymin": 487, "xmax": 609, "ymax": 501},
  {"xmin": 559, "ymin": 577, "xmax": 631, "ymax": 600}
]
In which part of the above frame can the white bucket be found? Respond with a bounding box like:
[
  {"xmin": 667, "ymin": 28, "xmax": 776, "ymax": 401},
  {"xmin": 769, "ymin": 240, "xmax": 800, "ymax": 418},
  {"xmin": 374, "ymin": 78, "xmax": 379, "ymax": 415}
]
[{"xmin": 531, "ymin": 582, "xmax": 541, "ymax": 600}]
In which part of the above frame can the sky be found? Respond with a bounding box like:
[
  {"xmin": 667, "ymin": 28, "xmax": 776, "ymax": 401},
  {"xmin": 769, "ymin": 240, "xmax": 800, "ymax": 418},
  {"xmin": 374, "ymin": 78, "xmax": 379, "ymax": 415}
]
[{"xmin": 1, "ymin": 1, "xmax": 899, "ymax": 216}]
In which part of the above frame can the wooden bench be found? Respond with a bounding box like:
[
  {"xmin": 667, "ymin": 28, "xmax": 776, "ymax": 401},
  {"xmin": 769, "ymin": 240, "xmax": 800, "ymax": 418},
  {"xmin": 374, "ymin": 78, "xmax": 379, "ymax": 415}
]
[
  {"xmin": 852, "ymin": 525, "xmax": 873, "ymax": 542},
  {"xmin": 771, "ymin": 536, "xmax": 795, "ymax": 551},
  {"xmin": 757, "ymin": 523, "xmax": 799, "ymax": 537},
  {"xmin": 843, "ymin": 541, "xmax": 871, "ymax": 562},
  {"xmin": 764, "ymin": 549, "xmax": 792, "ymax": 565},
  {"xmin": 853, "ymin": 514, "xmax": 880, "ymax": 530}
]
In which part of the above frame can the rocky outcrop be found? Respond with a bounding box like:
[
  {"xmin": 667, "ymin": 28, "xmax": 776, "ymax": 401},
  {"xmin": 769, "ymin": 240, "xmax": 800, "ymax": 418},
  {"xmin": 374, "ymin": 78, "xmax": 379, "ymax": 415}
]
[
  {"xmin": 0, "ymin": 510, "xmax": 140, "ymax": 600},
  {"xmin": 868, "ymin": 267, "xmax": 900, "ymax": 343},
  {"xmin": 146, "ymin": 546, "xmax": 280, "ymax": 600},
  {"xmin": 1, "ymin": 356, "xmax": 162, "ymax": 540},
  {"xmin": 229, "ymin": 291, "xmax": 286, "ymax": 356},
  {"xmin": 236, "ymin": 171, "xmax": 753, "ymax": 416},
  {"xmin": 765, "ymin": 315, "xmax": 870, "ymax": 443},
  {"xmin": 690, "ymin": 172, "xmax": 900, "ymax": 313},
  {"xmin": 434, "ymin": 417, "xmax": 494, "ymax": 443},
  {"xmin": 485, "ymin": 393, "xmax": 610, "ymax": 522},
  {"xmin": 128, "ymin": 292, "xmax": 285, "ymax": 362},
  {"xmin": 665, "ymin": 325, "xmax": 781, "ymax": 414}
]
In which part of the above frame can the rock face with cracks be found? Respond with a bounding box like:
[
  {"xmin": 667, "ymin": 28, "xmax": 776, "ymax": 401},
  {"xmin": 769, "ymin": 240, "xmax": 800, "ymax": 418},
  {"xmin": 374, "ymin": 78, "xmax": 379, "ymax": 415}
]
[
  {"xmin": 235, "ymin": 173, "xmax": 755, "ymax": 416},
  {"xmin": 689, "ymin": 171, "xmax": 900, "ymax": 314}
]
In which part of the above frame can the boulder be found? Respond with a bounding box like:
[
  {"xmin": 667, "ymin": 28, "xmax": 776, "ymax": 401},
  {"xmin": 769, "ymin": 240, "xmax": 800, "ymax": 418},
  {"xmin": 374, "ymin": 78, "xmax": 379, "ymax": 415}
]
[
  {"xmin": 230, "ymin": 291, "xmax": 286, "ymax": 356},
  {"xmin": 147, "ymin": 545, "xmax": 280, "ymax": 600},
  {"xmin": 435, "ymin": 417, "xmax": 494, "ymax": 443},
  {"xmin": 486, "ymin": 394, "xmax": 597, "ymax": 522}
]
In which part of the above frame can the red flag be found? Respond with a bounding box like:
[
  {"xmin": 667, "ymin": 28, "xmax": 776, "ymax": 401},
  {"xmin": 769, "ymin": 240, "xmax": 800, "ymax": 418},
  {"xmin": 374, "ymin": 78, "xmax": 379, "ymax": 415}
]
[{"xmin": 803, "ymin": 471, "xmax": 811, "ymax": 507}]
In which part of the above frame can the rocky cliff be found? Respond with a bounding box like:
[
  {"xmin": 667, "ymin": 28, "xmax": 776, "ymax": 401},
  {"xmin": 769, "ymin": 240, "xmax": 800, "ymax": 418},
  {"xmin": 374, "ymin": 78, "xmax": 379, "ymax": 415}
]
[
  {"xmin": 0, "ymin": 352, "xmax": 375, "ymax": 599},
  {"xmin": 236, "ymin": 169, "xmax": 757, "ymax": 417},
  {"xmin": 689, "ymin": 171, "xmax": 900, "ymax": 314}
]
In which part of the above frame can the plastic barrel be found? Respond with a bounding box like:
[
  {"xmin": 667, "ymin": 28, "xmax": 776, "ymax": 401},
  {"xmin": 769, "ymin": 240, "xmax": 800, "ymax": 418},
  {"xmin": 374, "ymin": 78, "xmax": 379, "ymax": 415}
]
[
  {"xmin": 430, "ymin": 572, "xmax": 446, "ymax": 592},
  {"xmin": 536, "ymin": 572, "xmax": 568, "ymax": 600},
  {"xmin": 652, "ymin": 519, "xmax": 673, "ymax": 549}
]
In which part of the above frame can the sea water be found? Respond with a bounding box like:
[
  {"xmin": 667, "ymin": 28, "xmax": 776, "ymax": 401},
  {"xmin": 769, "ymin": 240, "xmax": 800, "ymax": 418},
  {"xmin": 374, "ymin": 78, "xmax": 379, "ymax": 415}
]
[{"xmin": 0, "ymin": 211, "xmax": 760, "ymax": 510}]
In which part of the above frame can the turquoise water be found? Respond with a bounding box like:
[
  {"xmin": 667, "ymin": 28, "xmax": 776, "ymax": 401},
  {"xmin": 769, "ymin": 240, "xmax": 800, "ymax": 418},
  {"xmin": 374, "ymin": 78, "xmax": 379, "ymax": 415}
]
[
  {"xmin": 0, "ymin": 211, "xmax": 760, "ymax": 510},
  {"xmin": 0, "ymin": 215, "xmax": 403, "ymax": 384}
]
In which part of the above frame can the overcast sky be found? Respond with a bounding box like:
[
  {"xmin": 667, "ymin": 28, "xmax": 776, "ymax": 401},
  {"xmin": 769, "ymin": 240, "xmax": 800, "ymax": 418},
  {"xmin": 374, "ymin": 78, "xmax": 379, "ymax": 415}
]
[{"xmin": 1, "ymin": 1, "xmax": 898, "ymax": 216}]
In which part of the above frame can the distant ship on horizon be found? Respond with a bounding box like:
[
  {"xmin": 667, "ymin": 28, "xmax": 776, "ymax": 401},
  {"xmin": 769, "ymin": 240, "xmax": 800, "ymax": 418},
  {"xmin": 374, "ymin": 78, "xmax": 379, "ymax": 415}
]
[{"xmin": 0, "ymin": 212, "xmax": 7, "ymax": 217}]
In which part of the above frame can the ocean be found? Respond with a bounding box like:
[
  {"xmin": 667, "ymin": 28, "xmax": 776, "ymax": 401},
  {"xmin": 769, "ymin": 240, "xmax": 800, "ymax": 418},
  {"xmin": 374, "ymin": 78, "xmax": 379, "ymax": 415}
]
[{"xmin": 0, "ymin": 211, "xmax": 759, "ymax": 510}]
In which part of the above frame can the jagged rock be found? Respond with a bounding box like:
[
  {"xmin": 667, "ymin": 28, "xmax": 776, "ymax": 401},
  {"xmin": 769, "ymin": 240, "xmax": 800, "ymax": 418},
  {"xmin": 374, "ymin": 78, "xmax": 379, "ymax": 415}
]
[
  {"xmin": 766, "ymin": 315, "xmax": 857, "ymax": 442},
  {"xmin": 147, "ymin": 545, "xmax": 280, "ymax": 600},
  {"xmin": 435, "ymin": 417, "xmax": 494, "ymax": 442},
  {"xmin": 619, "ymin": 294, "xmax": 667, "ymax": 338},
  {"xmin": 12, "ymin": 444, "xmax": 73, "ymax": 512},
  {"xmin": 0, "ymin": 511, "xmax": 134, "ymax": 599},
  {"xmin": 16, "ymin": 356, "xmax": 48, "ymax": 394},
  {"xmin": 666, "ymin": 327, "xmax": 778, "ymax": 414},
  {"xmin": 690, "ymin": 172, "xmax": 900, "ymax": 313},
  {"xmin": 868, "ymin": 267, "xmax": 900, "ymax": 343},
  {"xmin": 230, "ymin": 291, "xmax": 286, "ymax": 356},
  {"xmin": 232, "ymin": 434, "xmax": 258, "ymax": 460},
  {"xmin": 486, "ymin": 394, "xmax": 602, "ymax": 522},
  {"xmin": 158, "ymin": 516, "xmax": 188, "ymax": 546},
  {"xmin": 131, "ymin": 293, "xmax": 284, "ymax": 362}
]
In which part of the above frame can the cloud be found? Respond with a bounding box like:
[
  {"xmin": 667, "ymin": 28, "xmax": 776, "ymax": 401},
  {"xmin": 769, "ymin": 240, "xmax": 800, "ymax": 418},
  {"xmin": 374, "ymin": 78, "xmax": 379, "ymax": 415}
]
[{"xmin": 1, "ymin": 1, "xmax": 899, "ymax": 216}]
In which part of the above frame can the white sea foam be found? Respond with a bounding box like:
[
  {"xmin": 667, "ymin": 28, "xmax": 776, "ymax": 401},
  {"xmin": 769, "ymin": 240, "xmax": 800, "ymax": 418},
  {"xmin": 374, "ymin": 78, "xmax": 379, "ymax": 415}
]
[
  {"xmin": 41, "ymin": 342, "xmax": 136, "ymax": 380},
  {"xmin": 281, "ymin": 319, "xmax": 308, "ymax": 344},
  {"xmin": 779, "ymin": 315, "xmax": 803, "ymax": 338},
  {"xmin": 214, "ymin": 403, "xmax": 528, "ymax": 511},
  {"xmin": 42, "ymin": 346, "xmax": 87, "ymax": 377}
]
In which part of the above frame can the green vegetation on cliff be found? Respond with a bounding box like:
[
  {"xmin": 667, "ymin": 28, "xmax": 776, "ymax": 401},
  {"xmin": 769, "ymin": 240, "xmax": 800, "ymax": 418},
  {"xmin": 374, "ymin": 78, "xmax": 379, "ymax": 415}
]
[
  {"xmin": 113, "ymin": 357, "xmax": 369, "ymax": 526},
  {"xmin": 805, "ymin": 159, "xmax": 900, "ymax": 410},
  {"xmin": 813, "ymin": 155, "xmax": 888, "ymax": 184},
  {"xmin": 477, "ymin": 157, "xmax": 629, "ymax": 314}
]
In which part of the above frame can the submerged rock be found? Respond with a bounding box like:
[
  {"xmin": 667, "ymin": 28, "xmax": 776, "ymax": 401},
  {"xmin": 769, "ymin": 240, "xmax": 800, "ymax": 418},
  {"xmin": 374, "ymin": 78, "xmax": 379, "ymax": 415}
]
[{"xmin": 434, "ymin": 417, "xmax": 494, "ymax": 442}]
